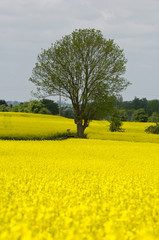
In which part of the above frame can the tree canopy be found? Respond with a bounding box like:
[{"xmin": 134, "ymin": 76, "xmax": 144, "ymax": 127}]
[
  {"xmin": 132, "ymin": 108, "xmax": 148, "ymax": 122},
  {"xmin": 30, "ymin": 28, "xmax": 130, "ymax": 137}
]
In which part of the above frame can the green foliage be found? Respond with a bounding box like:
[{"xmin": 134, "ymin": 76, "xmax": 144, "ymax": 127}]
[
  {"xmin": 11, "ymin": 105, "xmax": 21, "ymax": 112},
  {"xmin": 0, "ymin": 100, "xmax": 8, "ymax": 106},
  {"xmin": 147, "ymin": 100, "xmax": 159, "ymax": 116},
  {"xmin": 41, "ymin": 99, "xmax": 59, "ymax": 115},
  {"xmin": 148, "ymin": 112, "xmax": 159, "ymax": 123},
  {"xmin": 11, "ymin": 101, "xmax": 51, "ymax": 115},
  {"xmin": 61, "ymin": 107, "xmax": 74, "ymax": 119},
  {"xmin": 28, "ymin": 100, "xmax": 45, "ymax": 113},
  {"xmin": 82, "ymin": 96, "xmax": 115, "ymax": 121},
  {"xmin": 132, "ymin": 97, "xmax": 148, "ymax": 111},
  {"xmin": 0, "ymin": 104, "xmax": 9, "ymax": 112},
  {"xmin": 109, "ymin": 108, "xmax": 123, "ymax": 132},
  {"xmin": 39, "ymin": 108, "xmax": 51, "ymax": 115},
  {"xmin": 30, "ymin": 28, "xmax": 129, "ymax": 137},
  {"xmin": 145, "ymin": 124, "xmax": 159, "ymax": 134},
  {"xmin": 115, "ymin": 96, "xmax": 148, "ymax": 111},
  {"xmin": 115, "ymin": 96, "xmax": 149, "ymax": 121},
  {"xmin": 132, "ymin": 108, "xmax": 148, "ymax": 122},
  {"xmin": 119, "ymin": 109, "xmax": 128, "ymax": 121},
  {"xmin": 18, "ymin": 102, "xmax": 29, "ymax": 112}
]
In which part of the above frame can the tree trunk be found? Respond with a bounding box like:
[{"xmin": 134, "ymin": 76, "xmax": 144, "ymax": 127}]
[{"xmin": 77, "ymin": 122, "xmax": 85, "ymax": 138}]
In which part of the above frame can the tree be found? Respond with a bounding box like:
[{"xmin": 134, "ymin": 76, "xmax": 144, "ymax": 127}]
[
  {"xmin": 41, "ymin": 99, "xmax": 59, "ymax": 115},
  {"xmin": 61, "ymin": 107, "xmax": 74, "ymax": 119},
  {"xmin": 0, "ymin": 104, "xmax": 9, "ymax": 112},
  {"xmin": 0, "ymin": 100, "xmax": 7, "ymax": 106},
  {"xmin": 28, "ymin": 100, "xmax": 50, "ymax": 114},
  {"xmin": 132, "ymin": 97, "xmax": 148, "ymax": 111},
  {"xmin": 119, "ymin": 109, "xmax": 128, "ymax": 121},
  {"xmin": 147, "ymin": 100, "xmax": 159, "ymax": 116},
  {"xmin": 109, "ymin": 108, "xmax": 123, "ymax": 132},
  {"xmin": 148, "ymin": 112, "xmax": 159, "ymax": 123},
  {"xmin": 132, "ymin": 108, "xmax": 148, "ymax": 122},
  {"xmin": 11, "ymin": 105, "xmax": 19, "ymax": 112},
  {"xmin": 30, "ymin": 28, "xmax": 129, "ymax": 138},
  {"xmin": 18, "ymin": 102, "xmax": 29, "ymax": 112}
]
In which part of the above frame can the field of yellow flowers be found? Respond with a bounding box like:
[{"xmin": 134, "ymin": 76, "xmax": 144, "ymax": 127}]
[
  {"xmin": 0, "ymin": 112, "xmax": 158, "ymax": 142},
  {"xmin": 0, "ymin": 112, "xmax": 76, "ymax": 140},
  {"xmin": 1, "ymin": 139, "xmax": 159, "ymax": 239},
  {"xmin": 0, "ymin": 112, "xmax": 159, "ymax": 239}
]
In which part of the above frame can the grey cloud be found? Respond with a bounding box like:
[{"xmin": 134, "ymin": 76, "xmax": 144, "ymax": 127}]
[{"xmin": 0, "ymin": 0, "xmax": 159, "ymax": 101}]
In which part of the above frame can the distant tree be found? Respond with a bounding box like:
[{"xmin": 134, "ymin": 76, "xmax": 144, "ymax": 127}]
[
  {"xmin": 18, "ymin": 102, "xmax": 29, "ymax": 112},
  {"xmin": 30, "ymin": 28, "xmax": 129, "ymax": 138},
  {"xmin": 39, "ymin": 107, "xmax": 51, "ymax": 115},
  {"xmin": 132, "ymin": 108, "xmax": 148, "ymax": 122},
  {"xmin": 109, "ymin": 108, "xmax": 123, "ymax": 132},
  {"xmin": 147, "ymin": 100, "xmax": 159, "ymax": 116},
  {"xmin": 132, "ymin": 97, "xmax": 148, "ymax": 111},
  {"xmin": 119, "ymin": 109, "xmax": 128, "ymax": 121},
  {"xmin": 120, "ymin": 100, "xmax": 133, "ymax": 110},
  {"xmin": 115, "ymin": 95, "xmax": 124, "ymax": 109},
  {"xmin": 10, "ymin": 101, "xmax": 51, "ymax": 114},
  {"xmin": 28, "ymin": 100, "xmax": 49, "ymax": 114},
  {"xmin": 11, "ymin": 105, "xmax": 19, "ymax": 112},
  {"xmin": 0, "ymin": 100, "xmax": 7, "ymax": 106},
  {"xmin": 148, "ymin": 112, "xmax": 159, "ymax": 123},
  {"xmin": 141, "ymin": 98, "xmax": 148, "ymax": 112},
  {"xmin": 132, "ymin": 97, "xmax": 141, "ymax": 110},
  {"xmin": 41, "ymin": 99, "xmax": 59, "ymax": 115},
  {"xmin": 0, "ymin": 104, "xmax": 9, "ymax": 112},
  {"xmin": 61, "ymin": 107, "xmax": 74, "ymax": 119}
]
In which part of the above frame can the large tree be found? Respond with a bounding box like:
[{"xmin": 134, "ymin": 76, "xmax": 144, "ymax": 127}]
[{"xmin": 30, "ymin": 29, "xmax": 130, "ymax": 138}]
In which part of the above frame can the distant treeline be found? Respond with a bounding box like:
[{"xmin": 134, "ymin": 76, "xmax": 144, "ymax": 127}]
[
  {"xmin": 116, "ymin": 97, "xmax": 159, "ymax": 115},
  {"xmin": 0, "ymin": 99, "xmax": 73, "ymax": 118},
  {"xmin": 0, "ymin": 97, "xmax": 159, "ymax": 122},
  {"xmin": 115, "ymin": 96, "xmax": 159, "ymax": 122}
]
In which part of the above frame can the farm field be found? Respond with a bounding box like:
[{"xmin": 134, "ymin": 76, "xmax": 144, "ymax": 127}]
[
  {"xmin": 0, "ymin": 112, "xmax": 76, "ymax": 140},
  {"xmin": 1, "ymin": 139, "xmax": 159, "ymax": 239},
  {"xmin": 0, "ymin": 112, "xmax": 158, "ymax": 143},
  {"xmin": 0, "ymin": 112, "xmax": 159, "ymax": 239}
]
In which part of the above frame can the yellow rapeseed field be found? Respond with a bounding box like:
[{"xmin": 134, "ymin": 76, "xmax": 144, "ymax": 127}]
[
  {"xmin": 0, "ymin": 112, "xmax": 76, "ymax": 139},
  {"xmin": 1, "ymin": 139, "xmax": 159, "ymax": 239},
  {"xmin": 0, "ymin": 112, "xmax": 159, "ymax": 239},
  {"xmin": 0, "ymin": 112, "xmax": 158, "ymax": 142}
]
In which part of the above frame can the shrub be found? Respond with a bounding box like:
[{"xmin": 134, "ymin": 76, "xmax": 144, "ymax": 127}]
[{"xmin": 145, "ymin": 124, "xmax": 159, "ymax": 134}]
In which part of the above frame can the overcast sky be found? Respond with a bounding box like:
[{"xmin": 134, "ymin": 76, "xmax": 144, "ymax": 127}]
[{"xmin": 0, "ymin": 0, "xmax": 159, "ymax": 102}]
